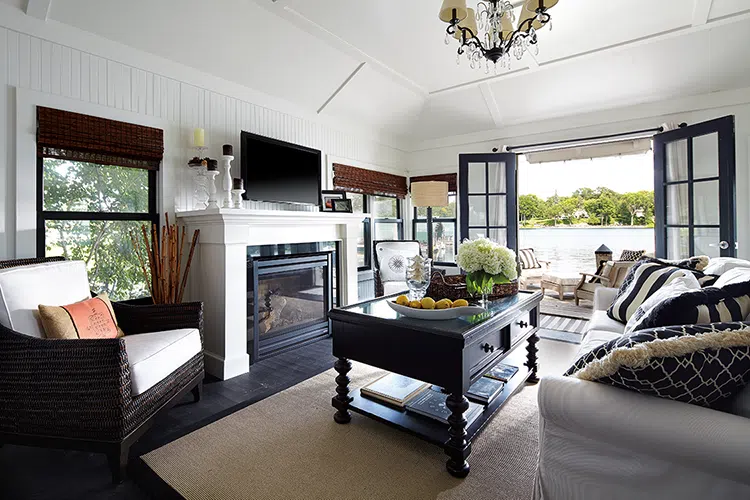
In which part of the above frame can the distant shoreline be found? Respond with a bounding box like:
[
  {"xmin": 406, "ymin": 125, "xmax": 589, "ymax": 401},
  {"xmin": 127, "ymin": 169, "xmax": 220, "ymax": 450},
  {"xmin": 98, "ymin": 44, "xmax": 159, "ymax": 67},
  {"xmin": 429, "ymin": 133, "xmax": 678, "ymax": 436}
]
[{"xmin": 520, "ymin": 225, "xmax": 653, "ymax": 230}]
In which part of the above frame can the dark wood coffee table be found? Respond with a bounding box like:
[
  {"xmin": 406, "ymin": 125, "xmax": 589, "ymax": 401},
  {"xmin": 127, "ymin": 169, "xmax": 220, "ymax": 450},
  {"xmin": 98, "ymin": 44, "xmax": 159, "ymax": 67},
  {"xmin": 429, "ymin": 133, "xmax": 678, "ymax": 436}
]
[{"xmin": 329, "ymin": 290, "xmax": 543, "ymax": 478}]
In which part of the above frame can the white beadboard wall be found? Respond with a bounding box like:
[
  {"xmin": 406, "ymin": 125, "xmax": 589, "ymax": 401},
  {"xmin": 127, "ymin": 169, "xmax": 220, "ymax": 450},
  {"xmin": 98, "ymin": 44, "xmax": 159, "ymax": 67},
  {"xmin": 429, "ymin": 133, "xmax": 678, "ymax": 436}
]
[{"xmin": 0, "ymin": 24, "xmax": 407, "ymax": 259}]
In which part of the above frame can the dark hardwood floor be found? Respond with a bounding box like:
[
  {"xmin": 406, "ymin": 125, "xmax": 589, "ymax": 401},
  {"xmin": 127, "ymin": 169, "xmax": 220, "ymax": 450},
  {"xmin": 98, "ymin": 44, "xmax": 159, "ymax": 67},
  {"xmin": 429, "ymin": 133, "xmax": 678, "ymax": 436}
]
[{"xmin": 0, "ymin": 337, "xmax": 336, "ymax": 500}]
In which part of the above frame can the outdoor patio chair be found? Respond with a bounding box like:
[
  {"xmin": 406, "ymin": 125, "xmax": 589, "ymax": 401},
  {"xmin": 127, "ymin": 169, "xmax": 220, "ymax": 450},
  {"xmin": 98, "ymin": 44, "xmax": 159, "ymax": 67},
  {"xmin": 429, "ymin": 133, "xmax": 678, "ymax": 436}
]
[
  {"xmin": 519, "ymin": 248, "xmax": 550, "ymax": 290},
  {"xmin": 574, "ymin": 260, "xmax": 635, "ymax": 305}
]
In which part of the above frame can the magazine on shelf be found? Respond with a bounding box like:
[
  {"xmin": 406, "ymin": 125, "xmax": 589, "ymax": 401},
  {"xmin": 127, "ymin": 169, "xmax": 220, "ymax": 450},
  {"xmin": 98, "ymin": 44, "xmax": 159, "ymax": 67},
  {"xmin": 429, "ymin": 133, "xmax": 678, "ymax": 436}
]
[
  {"xmin": 485, "ymin": 363, "xmax": 519, "ymax": 382},
  {"xmin": 466, "ymin": 377, "xmax": 506, "ymax": 405},
  {"xmin": 360, "ymin": 373, "xmax": 430, "ymax": 408},
  {"xmin": 405, "ymin": 390, "xmax": 483, "ymax": 426}
]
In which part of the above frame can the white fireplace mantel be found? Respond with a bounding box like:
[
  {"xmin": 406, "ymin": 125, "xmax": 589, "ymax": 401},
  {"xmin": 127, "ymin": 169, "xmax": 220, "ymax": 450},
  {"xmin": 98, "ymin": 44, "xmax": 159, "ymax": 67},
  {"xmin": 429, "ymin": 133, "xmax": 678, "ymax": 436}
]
[{"xmin": 177, "ymin": 208, "xmax": 367, "ymax": 380}]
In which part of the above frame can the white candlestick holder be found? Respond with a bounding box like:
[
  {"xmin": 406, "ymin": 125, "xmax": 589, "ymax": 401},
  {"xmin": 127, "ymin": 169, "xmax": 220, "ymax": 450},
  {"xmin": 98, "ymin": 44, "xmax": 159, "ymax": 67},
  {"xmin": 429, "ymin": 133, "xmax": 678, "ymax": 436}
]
[
  {"xmin": 231, "ymin": 189, "xmax": 245, "ymax": 209},
  {"xmin": 206, "ymin": 170, "xmax": 220, "ymax": 209},
  {"xmin": 221, "ymin": 155, "xmax": 234, "ymax": 208}
]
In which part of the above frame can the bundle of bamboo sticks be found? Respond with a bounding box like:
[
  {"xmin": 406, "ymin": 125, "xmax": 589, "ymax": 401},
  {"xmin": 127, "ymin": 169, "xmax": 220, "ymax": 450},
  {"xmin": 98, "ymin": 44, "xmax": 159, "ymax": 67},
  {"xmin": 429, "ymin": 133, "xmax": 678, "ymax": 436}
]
[{"xmin": 130, "ymin": 214, "xmax": 200, "ymax": 304}]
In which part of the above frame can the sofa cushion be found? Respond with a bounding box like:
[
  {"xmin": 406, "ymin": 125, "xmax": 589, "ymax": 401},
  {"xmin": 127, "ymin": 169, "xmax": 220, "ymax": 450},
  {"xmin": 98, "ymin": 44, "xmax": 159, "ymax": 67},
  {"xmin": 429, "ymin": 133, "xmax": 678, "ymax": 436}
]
[
  {"xmin": 0, "ymin": 260, "xmax": 91, "ymax": 338},
  {"xmin": 607, "ymin": 259, "xmax": 693, "ymax": 324},
  {"xmin": 124, "ymin": 328, "xmax": 202, "ymax": 396},
  {"xmin": 631, "ymin": 281, "xmax": 750, "ymax": 332},
  {"xmin": 38, "ymin": 292, "xmax": 124, "ymax": 339},
  {"xmin": 704, "ymin": 257, "xmax": 750, "ymax": 276},
  {"xmin": 578, "ymin": 329, "xmax": 621, "ymax": 356},
  {"xmin": 619, "ymin": 249, "xmax": 645, "ymax": 261},
  {"xmin": 624, "ymin": 273, "xmax": 701, "ymax": 333},
  {"xmin": 565, "ymin": 322, "xmax": 750, "ymax": 408},
  {"xmin": 519, "ymin": 248, "xmax": 541, "ymax": 270},
  {"xmin": 726, "ymin": 384, "xmax": 750, "ymax": 418},
  {"xmin": 714, "ymin": 267, "xmax": 750, "ymax": 288},
  {"xmin": 589, "ymin": 310, "xmax": 626, "ymax": 334}
]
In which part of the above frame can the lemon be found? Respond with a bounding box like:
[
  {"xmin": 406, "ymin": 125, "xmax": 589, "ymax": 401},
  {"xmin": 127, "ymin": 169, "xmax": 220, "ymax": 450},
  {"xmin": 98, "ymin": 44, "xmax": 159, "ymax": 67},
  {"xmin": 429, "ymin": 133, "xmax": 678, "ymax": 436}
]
[
  {"xmin": 395, "ymin": 295, "xmax": 409, "ymax": 306},
  {"xmin": 421, "ymin": 297, "xmax": 436, "ymax": 310},
  {"xmin": 408, "ymin": 300, "xmax": 423, "ymax": 309},
  {"xmin": 452, "ymin": 299, "xmax": 469, "ymax": 308},
  {"xmin": 435, "ymin": 298, "xmax": 452, "ymax": 310}
]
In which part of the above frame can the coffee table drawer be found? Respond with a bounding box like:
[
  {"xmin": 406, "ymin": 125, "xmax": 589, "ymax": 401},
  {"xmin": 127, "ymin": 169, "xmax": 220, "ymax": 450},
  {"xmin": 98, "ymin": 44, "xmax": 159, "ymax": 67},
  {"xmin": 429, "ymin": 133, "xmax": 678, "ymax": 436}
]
[
  {"xmin": 510, "ymin": 310, "xmax": 534, "ymax": 345},
  {"xmin": 468, "ymin": 330, "xmax": 502, "ymax": 373}
]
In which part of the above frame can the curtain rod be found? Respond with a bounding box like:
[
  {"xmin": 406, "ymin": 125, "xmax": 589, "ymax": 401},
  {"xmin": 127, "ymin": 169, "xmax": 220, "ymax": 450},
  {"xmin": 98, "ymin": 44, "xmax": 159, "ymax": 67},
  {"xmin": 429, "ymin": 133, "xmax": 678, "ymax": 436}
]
[{"xmin": 501, "ymin": 124, "xmax": 687, "ymax": 154}]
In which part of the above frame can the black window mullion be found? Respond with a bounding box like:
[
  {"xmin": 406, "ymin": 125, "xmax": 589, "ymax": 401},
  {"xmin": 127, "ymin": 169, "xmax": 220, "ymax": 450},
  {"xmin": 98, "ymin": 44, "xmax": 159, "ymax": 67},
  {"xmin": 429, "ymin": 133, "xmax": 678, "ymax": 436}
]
[{"xmin": 687, "ymin": 137, "xmax": 695, "ymax": 256}]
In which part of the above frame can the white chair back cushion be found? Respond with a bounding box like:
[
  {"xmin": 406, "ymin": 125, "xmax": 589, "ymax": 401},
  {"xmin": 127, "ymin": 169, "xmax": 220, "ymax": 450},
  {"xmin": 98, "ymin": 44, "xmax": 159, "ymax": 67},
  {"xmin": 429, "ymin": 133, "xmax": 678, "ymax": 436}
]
[
  {"xmin": 375, "ymin": 241, "xmax": 420, "ymax": 282},
  {"xmin": 0, "ymin": 260, "xmax": 91, "ymax": 338}
]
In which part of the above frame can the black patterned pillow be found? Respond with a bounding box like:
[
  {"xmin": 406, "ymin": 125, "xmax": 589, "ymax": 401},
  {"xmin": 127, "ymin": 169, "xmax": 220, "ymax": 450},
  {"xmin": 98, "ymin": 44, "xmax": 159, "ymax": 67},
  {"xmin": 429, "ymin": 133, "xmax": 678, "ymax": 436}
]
[
  {"xmin": 565, "ymin": 322, "xmax": 750, "ymax": 407},
  {"xmin": 630, "ymin": 280, "xmax": 750, "ymax": 332},
  {"xmin": 518, "ymin": 248, "xmax": 541, "ymax": 270},
  {"xmin": 646, "ymin": 256, "xmax": 718, "ymax": 286},
  {"xmin": 619, "ymin": 249, "xmax": 646, "ymax": 261},
  {"xmin": 607, "ymin": 259, "xmax": 693, "ymax": 323}
]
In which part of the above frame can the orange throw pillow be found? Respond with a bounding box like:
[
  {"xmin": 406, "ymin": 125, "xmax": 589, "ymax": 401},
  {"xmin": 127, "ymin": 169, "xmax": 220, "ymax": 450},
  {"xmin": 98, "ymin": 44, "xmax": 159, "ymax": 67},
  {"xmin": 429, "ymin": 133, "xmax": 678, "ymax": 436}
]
[{"xmin": 39, "ymin": 293, "xmax": 124, "ymax": 339}]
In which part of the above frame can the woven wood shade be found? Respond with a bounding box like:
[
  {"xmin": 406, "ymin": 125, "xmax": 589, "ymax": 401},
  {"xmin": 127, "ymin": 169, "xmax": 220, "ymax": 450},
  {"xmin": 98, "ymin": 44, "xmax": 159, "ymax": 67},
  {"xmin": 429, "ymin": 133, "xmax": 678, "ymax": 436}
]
[
  {"xmin": 333, "ymin": 163, "xmax": 408, "ymax": 199},
  {"xmin": 410, "ymin": 173, "xmax": 457, "ymax": 193},
  {"xmin": 37, "ymin": 106, "xmax": 164, "ymax": 170}
]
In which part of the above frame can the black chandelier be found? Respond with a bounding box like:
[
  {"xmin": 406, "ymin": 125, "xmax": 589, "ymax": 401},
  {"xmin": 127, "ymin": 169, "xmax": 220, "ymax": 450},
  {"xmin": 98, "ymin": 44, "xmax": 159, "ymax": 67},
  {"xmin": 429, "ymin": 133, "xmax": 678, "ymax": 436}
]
[{"xmin": 439, "ymin": 0, "xmax": 558, "ymax": 72}]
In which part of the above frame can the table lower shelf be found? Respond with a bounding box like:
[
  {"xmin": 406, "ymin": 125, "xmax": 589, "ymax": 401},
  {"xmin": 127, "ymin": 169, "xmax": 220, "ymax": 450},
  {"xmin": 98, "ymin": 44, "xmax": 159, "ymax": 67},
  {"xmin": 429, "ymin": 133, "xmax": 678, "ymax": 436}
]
[{"xmin": 347, "ymin": 345, "xmax": 533, "ymax": 447}]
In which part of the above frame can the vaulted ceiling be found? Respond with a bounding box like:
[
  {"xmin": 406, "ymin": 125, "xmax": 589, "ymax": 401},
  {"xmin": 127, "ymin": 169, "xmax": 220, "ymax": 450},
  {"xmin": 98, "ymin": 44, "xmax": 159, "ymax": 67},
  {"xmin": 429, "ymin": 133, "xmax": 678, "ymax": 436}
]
[{"xmin": 9, "ymin": 0, "xmax": 750, "ymax": 145}]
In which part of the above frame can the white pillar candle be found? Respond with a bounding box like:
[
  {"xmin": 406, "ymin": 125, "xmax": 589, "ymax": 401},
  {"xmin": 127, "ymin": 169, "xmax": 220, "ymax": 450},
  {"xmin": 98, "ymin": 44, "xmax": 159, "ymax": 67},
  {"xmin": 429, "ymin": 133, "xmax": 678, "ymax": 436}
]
[{"xmin": 193, "ymin": 128, "xmax": 205, "ymax": 148}]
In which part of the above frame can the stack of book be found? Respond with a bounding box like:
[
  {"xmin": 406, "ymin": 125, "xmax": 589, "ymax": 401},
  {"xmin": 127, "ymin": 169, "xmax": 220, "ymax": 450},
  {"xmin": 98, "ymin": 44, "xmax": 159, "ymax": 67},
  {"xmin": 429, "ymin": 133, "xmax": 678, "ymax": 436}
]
[
  {"xmin": 405, "ymin": 386, "xmax": 483, "ymax": 426},
  {"xmin": 360, "ymin": 373, "xmax": 430, "ymax": 408}
]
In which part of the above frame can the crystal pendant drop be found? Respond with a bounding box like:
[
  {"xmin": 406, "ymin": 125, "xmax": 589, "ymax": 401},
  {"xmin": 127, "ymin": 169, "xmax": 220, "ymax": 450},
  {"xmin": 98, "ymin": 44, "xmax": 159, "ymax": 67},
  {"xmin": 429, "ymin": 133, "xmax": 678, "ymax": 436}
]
[
  {"xmin": 456, "ymin": 52, "xmax": 461, "ymax": 65},
  {"xmin": 445, "ymin": 33, "xmax": 451, "ymax": 45}
]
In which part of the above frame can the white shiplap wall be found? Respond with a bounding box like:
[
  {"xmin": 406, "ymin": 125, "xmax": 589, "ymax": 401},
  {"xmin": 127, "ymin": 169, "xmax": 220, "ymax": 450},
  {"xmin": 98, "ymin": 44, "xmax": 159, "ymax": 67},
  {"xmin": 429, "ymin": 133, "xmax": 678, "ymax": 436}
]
[{"xmin": 0, "ymin": 24, "xmax": 407, "ymax": 258}]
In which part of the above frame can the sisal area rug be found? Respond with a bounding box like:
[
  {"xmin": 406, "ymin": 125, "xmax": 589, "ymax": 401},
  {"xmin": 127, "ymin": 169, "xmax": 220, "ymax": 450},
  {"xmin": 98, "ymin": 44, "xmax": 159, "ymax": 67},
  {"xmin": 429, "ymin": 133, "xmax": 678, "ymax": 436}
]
[{"xmin": 143, "ymin": 364, "xmax": 542, "ymax": 500}]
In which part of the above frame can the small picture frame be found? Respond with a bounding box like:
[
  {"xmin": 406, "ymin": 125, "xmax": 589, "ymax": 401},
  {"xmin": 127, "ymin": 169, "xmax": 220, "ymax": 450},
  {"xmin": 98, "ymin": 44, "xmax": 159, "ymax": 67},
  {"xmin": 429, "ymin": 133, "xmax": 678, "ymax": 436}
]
[
  {"xmin": 332, "ymin": 199, "xmax": 353, "ymax": 213},
  {"xmin": 321, "ymin": 191, "xmax": 346, "ymax": 212}
]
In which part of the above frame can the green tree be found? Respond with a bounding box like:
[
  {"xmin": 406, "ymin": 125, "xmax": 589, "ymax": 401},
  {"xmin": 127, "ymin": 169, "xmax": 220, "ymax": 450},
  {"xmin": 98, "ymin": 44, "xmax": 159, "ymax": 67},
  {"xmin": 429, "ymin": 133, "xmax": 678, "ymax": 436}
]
[
  {"xmin": 584, "ymin": 196, "xmax": 617, "ymax": 225},
  {"xmin": 620, "ymin": 191, "xmax": 654, "ymax": 225},
  {"xmin": 519, "ymin": 194, "xmax": 544, "ymax": 221}
]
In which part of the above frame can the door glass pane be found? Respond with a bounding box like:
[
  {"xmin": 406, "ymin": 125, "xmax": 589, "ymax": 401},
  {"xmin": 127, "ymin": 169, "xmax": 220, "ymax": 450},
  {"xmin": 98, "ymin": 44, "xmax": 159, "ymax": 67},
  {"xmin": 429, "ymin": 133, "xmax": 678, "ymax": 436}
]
[
  {"xmin": 665, "ymin": 139, "xmax": 688, "ymax": 182},
  {"xmin": 489, "ymin": 228, "xmax": 507, "ymax": 246},
  {"xmin": 487, "ymin": 162, "xmax": 506, "ymax": 193},
  {"xmin": 414, "ymin": 222, "xmax": 428, "ymax": 257},
  {"xmin": 693, "ymin": 133, "xmax": 719, "ymax": 180},
  {"xmin": 694, "ymin": 227, "xmax": 721, "ymax": 258},
  {"xmin": 374, "ymin": 222, "xmax": 399, "ymax": 241},
  {"xmin": 467, "ymin": 163, "xmax": 486, "ymax": 193},
  {"xmin": 469, "ymin": 228, "xmax": 486, "ymax": 240},
  {"xmin": 666, "ymin": 227, "xmax": 690, "ymax": 260},
  {"xmin": 693, "ymin": 180, "xmax": 720, "ymax": 225},
  {"xmin": 432, "ymin": 222, "xmax": 456, "ymax": 263},
  {"xmin": 468, "ymin": 195, "xmax": 486, "ymax": 226},
  {"xmin": 488, "ymin": 195, "xmax": 507, "ymax": 226},
  {"xmin": 666, "ymin": 183, "xmax": 688, "ymax": 225}
]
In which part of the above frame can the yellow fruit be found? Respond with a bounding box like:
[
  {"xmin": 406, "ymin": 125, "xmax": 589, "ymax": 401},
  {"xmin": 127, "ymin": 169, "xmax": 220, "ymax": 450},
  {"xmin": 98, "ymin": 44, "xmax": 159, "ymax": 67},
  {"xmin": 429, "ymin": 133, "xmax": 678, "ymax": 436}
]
[
  {"xmin": 395, "ymin": 295, "xmax": 409, "ymax": 306},
  {"xmin": 435, "ymin": 299, "xmax": 452, "ymax": 310},
  {"xmin": 452, "ymin": 299, "xmax": 469, "ymax": 308},
  {"xmin": 421, "ymin": 297, "xmax": 436, "ymax": 310},
  {"xmin": 408, "ymin": 300, "xmax": 422, "ymax": 309}
]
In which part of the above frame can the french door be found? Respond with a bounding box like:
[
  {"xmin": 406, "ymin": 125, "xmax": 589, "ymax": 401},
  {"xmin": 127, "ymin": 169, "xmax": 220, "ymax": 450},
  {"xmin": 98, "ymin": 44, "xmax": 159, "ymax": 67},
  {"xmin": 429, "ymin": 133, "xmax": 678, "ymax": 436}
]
[
  {"xmin": 653, "ymin": 116, "xmax": 736, "ymax": 259},
  {"xmin": 458, "ymin": 153, "xmax": 518, "ymax": 251}
]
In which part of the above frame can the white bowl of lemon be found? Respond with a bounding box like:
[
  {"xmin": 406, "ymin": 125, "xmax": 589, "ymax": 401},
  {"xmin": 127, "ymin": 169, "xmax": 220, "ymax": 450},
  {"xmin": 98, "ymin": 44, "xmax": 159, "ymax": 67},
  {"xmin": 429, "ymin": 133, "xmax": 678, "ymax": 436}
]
[{"xmin": 386, "ymin": 295, "xmax": 486, "ymax": 320}]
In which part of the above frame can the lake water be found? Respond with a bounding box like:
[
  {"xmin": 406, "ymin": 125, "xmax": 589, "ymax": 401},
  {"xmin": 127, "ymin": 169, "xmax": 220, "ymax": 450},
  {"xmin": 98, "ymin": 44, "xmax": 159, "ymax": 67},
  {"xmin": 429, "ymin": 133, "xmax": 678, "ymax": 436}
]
[{"xmin": 519, "ymin": 227, "xmax": 655, "ymax": 274}]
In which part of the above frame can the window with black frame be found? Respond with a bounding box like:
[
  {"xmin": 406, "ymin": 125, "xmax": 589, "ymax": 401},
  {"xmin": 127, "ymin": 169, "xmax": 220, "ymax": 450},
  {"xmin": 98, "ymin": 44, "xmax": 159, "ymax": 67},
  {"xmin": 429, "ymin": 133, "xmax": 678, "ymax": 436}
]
[
  {"xmin": 412, "ymin": 174, "xmax": 458, "ymax": 265},
  {"xmin": 348, "ymin": 193, "xmax": 372, "ymax": 271},
  {"xmin": 372, "ymin": 195, "xmax": 403, "ymax": 242},
  {"xmin": 36, "ymin": 107, "xmax": 162, "ymax": 301}
]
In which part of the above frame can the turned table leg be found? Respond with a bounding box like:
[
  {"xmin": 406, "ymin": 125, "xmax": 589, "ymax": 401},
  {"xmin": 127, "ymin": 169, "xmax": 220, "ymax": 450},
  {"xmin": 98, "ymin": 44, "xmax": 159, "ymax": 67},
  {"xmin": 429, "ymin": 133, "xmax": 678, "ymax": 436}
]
[
  {"xmin": 525, "ymin": 332, "xmax": 540, "ymax": 384},
  {"xmin": 444, "ymin": 393, "xmax": 471, "ymax": 478},
  {"xmin": 332, "ymin": 357, "xmax": 353, "ymax": 424}
]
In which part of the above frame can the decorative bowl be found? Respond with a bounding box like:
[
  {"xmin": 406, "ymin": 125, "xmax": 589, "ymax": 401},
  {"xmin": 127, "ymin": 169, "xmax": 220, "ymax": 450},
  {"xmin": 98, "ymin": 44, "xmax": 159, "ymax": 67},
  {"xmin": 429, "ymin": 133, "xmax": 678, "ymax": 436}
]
[{"xmin": 386, "ymin": 300, "xmax": 485, "ymax": 320}]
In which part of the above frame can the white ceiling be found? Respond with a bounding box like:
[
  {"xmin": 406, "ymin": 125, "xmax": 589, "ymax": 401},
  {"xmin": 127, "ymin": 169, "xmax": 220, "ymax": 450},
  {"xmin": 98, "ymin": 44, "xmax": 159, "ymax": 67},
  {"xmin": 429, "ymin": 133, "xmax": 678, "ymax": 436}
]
[{"xmin": 6, "ymin": 0, "xmax": 750, "ymax": 144}]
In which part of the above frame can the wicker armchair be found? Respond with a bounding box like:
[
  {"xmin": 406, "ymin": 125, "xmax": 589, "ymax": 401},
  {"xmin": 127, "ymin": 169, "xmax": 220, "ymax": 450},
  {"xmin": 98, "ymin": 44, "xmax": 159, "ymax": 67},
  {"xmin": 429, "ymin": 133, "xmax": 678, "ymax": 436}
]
[{"xmin": 0, "ymin": 258, "xmax": 204, "ymax": 483}]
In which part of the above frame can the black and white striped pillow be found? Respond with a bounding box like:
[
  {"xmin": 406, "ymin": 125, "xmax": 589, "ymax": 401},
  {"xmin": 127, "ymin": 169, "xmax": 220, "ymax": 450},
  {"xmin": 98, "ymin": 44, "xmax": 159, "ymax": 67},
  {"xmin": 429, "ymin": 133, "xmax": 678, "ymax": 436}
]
[
  {"xmin": 518, "ymin": 248, "xmax": 541, "ymax": 270},
  {"xmin": 607, "ymin": 260, "xmax": 693, "ymax": 324},
  {"xmin": 631, "ymin": 280, "xmax": 750, "ymax": 332}
]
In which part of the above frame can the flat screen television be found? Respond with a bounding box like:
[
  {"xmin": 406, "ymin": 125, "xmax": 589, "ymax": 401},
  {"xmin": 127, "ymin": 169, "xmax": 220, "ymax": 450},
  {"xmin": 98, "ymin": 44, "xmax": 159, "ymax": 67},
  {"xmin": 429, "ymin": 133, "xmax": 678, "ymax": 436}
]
[{"xmin": 240, "ymin": 131, "xmax": 321, "ymax": 205}]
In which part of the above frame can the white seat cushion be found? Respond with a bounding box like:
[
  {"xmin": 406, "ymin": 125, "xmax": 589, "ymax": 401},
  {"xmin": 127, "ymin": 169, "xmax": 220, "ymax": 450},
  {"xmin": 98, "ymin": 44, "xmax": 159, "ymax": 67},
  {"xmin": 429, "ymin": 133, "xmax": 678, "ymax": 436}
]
[
  {"xmin": 382, "ymin": 281, "xmax": 408, "ymax": 296},
  {"xmin": 578, "ymin": 329, "xmax": 622, "ymax": 355},
  {"xmin": 588, "ymin": 310, "xmax": 626, "ymax": 334},
  {"xmin": 713, "ymin": 267, "xmax": 750, "ymax": 288},
  {"xmin": 124, "ymin": 328, "xmax": 202, "ymax": 396},
  {"xmin": 704, "ymin": 257, "xmax": 750, "ymax": 276},
  {"xmin": 542, "ymin": 273, "xmax": 580, "ymax": 286},
  {"xmin": 0, "ymin": 260, "xmax": 91, "ymax": 338}
]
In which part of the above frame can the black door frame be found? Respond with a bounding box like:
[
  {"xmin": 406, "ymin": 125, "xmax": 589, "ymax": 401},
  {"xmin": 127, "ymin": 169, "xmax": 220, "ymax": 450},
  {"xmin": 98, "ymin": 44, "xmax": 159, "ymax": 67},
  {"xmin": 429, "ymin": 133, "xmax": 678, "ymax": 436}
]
[
  {"xmin": 458, "ymin": 153, "xmax": 518, "ymax": 252},
  {"xmin": 653, "ymin": 115, "xmax": 736, "ymax": 258}
]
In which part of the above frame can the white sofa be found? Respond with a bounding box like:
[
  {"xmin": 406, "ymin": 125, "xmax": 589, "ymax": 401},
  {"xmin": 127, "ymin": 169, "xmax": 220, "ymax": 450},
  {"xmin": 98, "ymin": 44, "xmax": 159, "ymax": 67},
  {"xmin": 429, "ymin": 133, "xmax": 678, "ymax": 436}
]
[{"xmin": 534, "ymin": 285, "xmax": 750, "ymax": 499}]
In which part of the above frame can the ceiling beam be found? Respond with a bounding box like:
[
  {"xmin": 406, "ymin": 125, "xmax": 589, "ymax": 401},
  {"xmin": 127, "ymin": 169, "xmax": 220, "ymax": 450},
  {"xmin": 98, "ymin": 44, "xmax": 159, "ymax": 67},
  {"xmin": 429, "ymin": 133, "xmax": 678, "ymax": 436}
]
[
  {"xmin": 479, "ymin": 82, "xmax": 503, "ymax": 128},
  {"xmin": 692, "ymin": 0, "xmax": 713, "ymax": 26},
  {"xmin": 317, "ymin": 62, "xmax": 366, "ymax": 114},
  {"xmin": 25, "ymin": 0, "xmax": 52, "ymax": 21}
]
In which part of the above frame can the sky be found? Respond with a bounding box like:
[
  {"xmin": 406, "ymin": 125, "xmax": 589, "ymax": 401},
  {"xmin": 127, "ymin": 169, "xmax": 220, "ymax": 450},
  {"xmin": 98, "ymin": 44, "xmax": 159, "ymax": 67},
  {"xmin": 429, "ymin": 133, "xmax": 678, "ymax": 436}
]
[{"xmin": 517, "ymin": 152, "xmax": 654, "ymax": 199}]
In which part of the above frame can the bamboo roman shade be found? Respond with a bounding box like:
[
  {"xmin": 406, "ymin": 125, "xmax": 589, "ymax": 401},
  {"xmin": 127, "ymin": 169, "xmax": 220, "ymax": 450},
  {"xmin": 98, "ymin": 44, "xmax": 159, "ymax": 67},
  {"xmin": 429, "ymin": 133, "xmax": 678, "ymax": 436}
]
[
  {"xmin": 37, "ymin": 106, "xmax": 164, "ymax": 170},
  {"xmin": 409, "ymin": 173, "xmax": 457, "ymax": 193},
  {"xmin": 332, "ymin": 163, "xmax": 408, "ymax": 199}
]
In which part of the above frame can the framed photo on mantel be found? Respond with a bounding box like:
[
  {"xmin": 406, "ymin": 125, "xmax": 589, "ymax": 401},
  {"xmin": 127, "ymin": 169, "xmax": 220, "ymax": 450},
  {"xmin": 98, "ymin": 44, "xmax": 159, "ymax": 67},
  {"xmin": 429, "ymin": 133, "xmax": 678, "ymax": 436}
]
[
  {"xmin": 332, "ymin": 199, "xmax": 353, "ymax": 213},
  {"xmin": 321, "ymin": 191, "xmax": 346, "ymax": 212}
]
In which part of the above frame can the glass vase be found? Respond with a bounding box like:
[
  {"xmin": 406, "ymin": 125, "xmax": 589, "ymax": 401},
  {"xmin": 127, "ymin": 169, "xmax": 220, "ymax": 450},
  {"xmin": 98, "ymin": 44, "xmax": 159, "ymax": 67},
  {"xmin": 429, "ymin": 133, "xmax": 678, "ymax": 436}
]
[
  {"xmin": 466, "ymin": 271, "xmax": 495, "ymax": 307},
  {"xmin": 406, "ymin": 255, "xmax": 432, "ymax": 301}
]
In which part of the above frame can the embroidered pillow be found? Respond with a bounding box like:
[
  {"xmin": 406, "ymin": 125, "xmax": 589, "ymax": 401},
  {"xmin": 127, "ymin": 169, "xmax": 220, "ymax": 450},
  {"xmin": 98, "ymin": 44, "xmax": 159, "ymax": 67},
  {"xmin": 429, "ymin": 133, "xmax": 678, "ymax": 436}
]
[
  {"xmin": 377, "ymin": 248, "xmax": 412, "ymax": 282},
  {"xmin": 618, "ymin": 249, "xmax": 646, "ymax": 261},
  {"xmin": 39, "ymin": 293, "xmax": 124, "ymax": 339},
  {"xmin": 624, "ymin": 273, "xmax": 701, "ymax": 333},
  {"xmin": 565, "ymin": 322, "xmax": 750, "ymax": 407},
  {"xmin": 630, "ymin": 281, "xmax": 750, "ymax": 332},
  {"xmin": 518, "ymin": 248, "xmax": 541, "ymax": 270},
  {"xmin": 607, "ymin": 260, "xmax": 693, "ymax": 324}
]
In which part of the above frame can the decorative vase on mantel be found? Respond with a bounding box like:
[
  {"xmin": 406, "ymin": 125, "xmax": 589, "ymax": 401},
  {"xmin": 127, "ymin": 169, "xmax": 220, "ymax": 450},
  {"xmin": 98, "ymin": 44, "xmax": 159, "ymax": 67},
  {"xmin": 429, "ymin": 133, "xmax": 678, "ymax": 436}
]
[{"xmin": 456, "ymin": 237, "xmax": 519, "ymax": 307}]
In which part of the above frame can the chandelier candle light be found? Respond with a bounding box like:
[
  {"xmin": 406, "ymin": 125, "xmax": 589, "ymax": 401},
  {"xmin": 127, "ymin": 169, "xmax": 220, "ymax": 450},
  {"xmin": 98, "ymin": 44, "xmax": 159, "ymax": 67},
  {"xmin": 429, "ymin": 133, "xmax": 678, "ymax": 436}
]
[
  {"xmin": 221, "ymin": 144, "xmax": 234, "ymax": 208},
  {"xmin": 439, "ymin": 0, "xmax": 558, "ymax": 72}
]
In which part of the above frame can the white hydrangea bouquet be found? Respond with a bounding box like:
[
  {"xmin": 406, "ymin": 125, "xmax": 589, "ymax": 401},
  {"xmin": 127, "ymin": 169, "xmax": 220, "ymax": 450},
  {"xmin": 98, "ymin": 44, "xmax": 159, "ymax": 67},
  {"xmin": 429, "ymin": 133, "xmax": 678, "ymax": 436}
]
[{"xmin": 456, "ymin": 237, "xmax": 518, "ymax": 303}]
